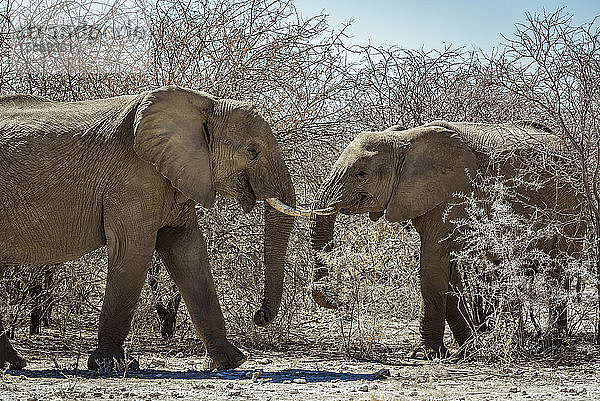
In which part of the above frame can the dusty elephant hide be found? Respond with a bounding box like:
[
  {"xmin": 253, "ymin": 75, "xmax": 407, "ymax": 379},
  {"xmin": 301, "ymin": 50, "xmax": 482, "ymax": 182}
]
[
  {"xmin": 310, "ymin": 120, "xmax": 584, "ymax": 358},
  {"xmin": 0, "ymin": 85, "xmax": 297, "ymax": 371}
]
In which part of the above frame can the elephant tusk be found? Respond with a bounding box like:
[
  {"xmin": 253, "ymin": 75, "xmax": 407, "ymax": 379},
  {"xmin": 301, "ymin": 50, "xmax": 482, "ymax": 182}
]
[
  {"xmin": 313, "ymin": 206, "xmax": 337, "ymax": 216},
  {"xmin": 265, "ymin": 198, "xmax": 336, "ymax": 217}
]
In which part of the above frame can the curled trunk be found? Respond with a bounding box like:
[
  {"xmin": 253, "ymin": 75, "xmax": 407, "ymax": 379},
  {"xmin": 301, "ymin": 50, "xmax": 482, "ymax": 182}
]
[{"xmin": 309, "ymin": 187, "xmax": 340, "ymax": 309}]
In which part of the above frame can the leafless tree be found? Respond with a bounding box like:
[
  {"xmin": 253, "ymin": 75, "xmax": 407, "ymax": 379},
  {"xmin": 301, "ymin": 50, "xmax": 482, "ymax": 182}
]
[{"xmin": 487, "ymin": 9, "xmax": 600, "ymax": 343}]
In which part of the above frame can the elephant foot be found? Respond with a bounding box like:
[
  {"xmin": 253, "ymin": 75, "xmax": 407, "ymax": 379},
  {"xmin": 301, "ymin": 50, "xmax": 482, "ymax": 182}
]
[
  {"xmin": 409, "ymin": 342, "xmax": 449, "ymax": 360},
  {"xmin": 88, "ymin": 347, "xmax": 139, "ymax": 372},
  {"xmin": 447, "ymin": 345, "xmax": 471, "ymax": 362},
  {"xmin": 0, "ymin": 336, "xmax": 26, "ymax": 370},
  {"xmin": 0, "ymin": 354, "xmax": 26, "ymax": 370},
  {"xmin": 541, "ymin": 331, "xmax": 568, "ymax": 349},
  {"xmin": 202, "ymin": 342, "xmax": 246, "ymax": 370},
  {"xmin": 311, "ymin": 281, "xmax": 342, "ymax": 310},
  {"xmin": 0, "ymin": 352, "xmax": 26, "ymax": 370}
]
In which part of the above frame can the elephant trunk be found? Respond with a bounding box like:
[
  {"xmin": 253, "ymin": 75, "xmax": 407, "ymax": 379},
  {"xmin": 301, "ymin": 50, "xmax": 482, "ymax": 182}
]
[
  {"xmin": 253, "ymin": 166, "xmax": 296, "ymax": 327},
  {"xmin": 309, "ymin": 184, "xmax": 340, "ymax": 309}
]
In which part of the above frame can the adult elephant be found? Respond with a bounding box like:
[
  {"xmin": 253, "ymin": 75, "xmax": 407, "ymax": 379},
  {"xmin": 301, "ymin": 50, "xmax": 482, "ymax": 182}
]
[
  {"xmin": 310, "ymin": 121, "xmax": 583, "ymax": 358},
  {"xmin": 0, "ymin": 85, "xmax": 302, "ymax": 370}
]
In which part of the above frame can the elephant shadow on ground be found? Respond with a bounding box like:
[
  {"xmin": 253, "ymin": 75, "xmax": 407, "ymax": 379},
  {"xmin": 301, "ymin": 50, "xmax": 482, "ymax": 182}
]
[{"xmin": 6, "ymin": 368, "xmax": 381, "ymax": 383}]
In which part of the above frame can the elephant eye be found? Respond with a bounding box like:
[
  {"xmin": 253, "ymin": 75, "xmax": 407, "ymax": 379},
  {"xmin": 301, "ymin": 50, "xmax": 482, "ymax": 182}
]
[
  {"xmin": 356, "ymin": 170, "xmax": 368, "ymax": 180},
  {"xmin": 247, "ymin": 146, "xmax": 260, "ymax": 161}
]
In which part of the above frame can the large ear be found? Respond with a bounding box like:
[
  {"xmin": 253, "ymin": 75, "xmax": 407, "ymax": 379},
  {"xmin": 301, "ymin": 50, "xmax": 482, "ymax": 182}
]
[
  {"xmin": 133, "ymin": 86, "xmax": 216, "ymax": 208},
  {"xmin": 385, "ymin": 127, "xmax": 480, "ymax": 222}
]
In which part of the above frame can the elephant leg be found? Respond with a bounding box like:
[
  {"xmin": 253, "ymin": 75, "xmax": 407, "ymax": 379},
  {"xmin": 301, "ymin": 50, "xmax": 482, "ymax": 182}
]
[
  {"xmin": 155, "ymin": 220, "xmax": 246, "ymax": 370},
  {"xmin": 148, "ymin": 260, "xmax": 180, "ymax": 339},
  {"xmin": 411, "ymin": 239, "xmax": 450, "ymax": 359},
  {"xmin": 0, "ymin": 317, "xmax": 26, "ymax": 369},
  {"xmin": 42, "ymin": 266, "xmax": 54, "ymax": 327},
  {"xmin": 29, "ymin": 264, "xmax": 54, "ymax": 335},
  {"xmin": 157, "ymin": 290, "xmax": 181, "ymax": 340},
  {"xmin": 548, "ymin": 262, "xmax": 568, "ymax": 335},
  {"xmin": 445, "ymin": 262, "xmax": 473, "ymax": 346},
  {"xmin": 29, "ymin": 273, "xmax": 43, "ymax": 335},
  {"xmin": 0, "ymin": 266, "xmax": 24, "ymax": 368},
  {"xmin": 87, "ymin": 225, "xmax": 156, "ymax": 371}
]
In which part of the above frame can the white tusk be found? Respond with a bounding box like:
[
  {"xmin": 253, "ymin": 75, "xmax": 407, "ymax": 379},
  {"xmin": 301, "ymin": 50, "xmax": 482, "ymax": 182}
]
[
  {"xmin": 313, "ymin": 206, "xmax": 337, "ymax": 215},
  {"xmin": 265, "ymin": 198, "xmax": 337, "ymax": 217},
  {"xmin": 265, "ymin": 198, "xmax": 309, "ymax": 217}
]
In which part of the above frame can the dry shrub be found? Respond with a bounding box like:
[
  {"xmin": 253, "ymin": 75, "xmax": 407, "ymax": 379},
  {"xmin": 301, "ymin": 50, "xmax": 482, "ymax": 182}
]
[
  {"xmin": 0, "ymin": 250, "xmax": 106, "ymax": 341},
  {"xmin": 450, "ymin": 173, "xmax": 596, "ymax": 363},
  {"xmin": 315, "ymin": 215, "xmax": 421, "ymax": 358}
]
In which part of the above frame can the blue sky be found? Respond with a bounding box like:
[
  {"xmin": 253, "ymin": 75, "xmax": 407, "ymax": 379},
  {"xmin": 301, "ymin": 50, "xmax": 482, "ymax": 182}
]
[{"xmin": 293, "ymin": 0, "xmax": 600, "ymax": 51}]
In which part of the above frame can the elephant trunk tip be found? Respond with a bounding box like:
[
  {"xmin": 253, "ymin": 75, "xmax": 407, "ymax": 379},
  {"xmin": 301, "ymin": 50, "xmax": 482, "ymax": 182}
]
[
  {"xmin": 311, "ymin": 287, "xmax": 341, "ymax": 310},
  {"xmin": 253, "ymin": 308, "xmax": 273, "ymax": 327}
]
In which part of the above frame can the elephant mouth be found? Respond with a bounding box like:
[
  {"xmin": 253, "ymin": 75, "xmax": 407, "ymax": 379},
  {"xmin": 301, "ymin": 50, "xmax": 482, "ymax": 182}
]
[
  {"xmin": 339, "ymin": 192, "xmax": 373, "ymax": 215},
  {"xmin": 236, "ymin": 175, "xmax": 324, "ymax": 217},
  {"xmin": 370, "ymin": 194, "xmax": 395, "ymax": 221},
  {"xmin": 337, "ymin": 193, "xmax": 384, "ymax": 221},
  {"xmin": 237, "ymin": 175, "xmax": 257, "ymax": 213},
  {"xmin": 369, "ymin": 210, "xmax": 385, "ymax": 221}
]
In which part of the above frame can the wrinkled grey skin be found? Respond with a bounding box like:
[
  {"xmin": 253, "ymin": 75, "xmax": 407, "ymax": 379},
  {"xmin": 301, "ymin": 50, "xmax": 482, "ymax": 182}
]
[
  {"xmin": 311, "ymin": 121, "xmax": 583, "ymax": 359},
  {"xmin": 0, "ymin": 86, "xmax": 295, "ymax": 370}
]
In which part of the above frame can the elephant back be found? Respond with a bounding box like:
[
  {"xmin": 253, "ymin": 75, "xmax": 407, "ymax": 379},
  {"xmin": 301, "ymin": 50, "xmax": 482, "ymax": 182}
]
[
  {"xmin": 0, "ymin": 94, "xmax": 54, "ymax": 109},
  {"xmin": 0, "ymin": 94, "xmax": 139, "ymax": 139},
  {"xmin": 424, "ymin": 120, "xmax": 564, "ymax": 156}
]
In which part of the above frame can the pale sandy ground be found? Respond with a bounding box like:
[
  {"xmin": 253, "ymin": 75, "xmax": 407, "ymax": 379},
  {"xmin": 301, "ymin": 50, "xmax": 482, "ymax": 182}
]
[
  {"xmin": 1, "ymin": 347, "xmax": 599, "ymax": 401},
  {"xmin": 1, "ymin": 317, "xmax": 599, "ymax": 401}
]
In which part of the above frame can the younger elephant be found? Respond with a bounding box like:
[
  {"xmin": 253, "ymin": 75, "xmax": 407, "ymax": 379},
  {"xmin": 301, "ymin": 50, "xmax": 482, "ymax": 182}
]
[
  {"xmin": 0, "ymin": 86, "xmax": 300, "ymax": 370},
  {"xmin": 310, "ymin": 121, "xmax": 583, "ymax": 358}
]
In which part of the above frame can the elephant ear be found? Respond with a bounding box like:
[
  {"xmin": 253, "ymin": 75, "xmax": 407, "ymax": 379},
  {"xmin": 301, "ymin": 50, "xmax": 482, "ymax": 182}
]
[
  {"xmin": 133, "ymin": 86, "xmax": 216, "ymax": 208},
  {"xmin": 385, "ymin": 126, "xmax": 480, "ymax": 222}
]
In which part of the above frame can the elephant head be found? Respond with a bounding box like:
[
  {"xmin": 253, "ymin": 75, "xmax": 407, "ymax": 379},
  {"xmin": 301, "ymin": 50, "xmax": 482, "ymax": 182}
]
[
  {"xmin": 310, "ymin": 125, "xmax": 479, "ymax": 308},
  {"xmin": 133, "ymin": 85, "xmax": 298, "ymax": 326}
]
